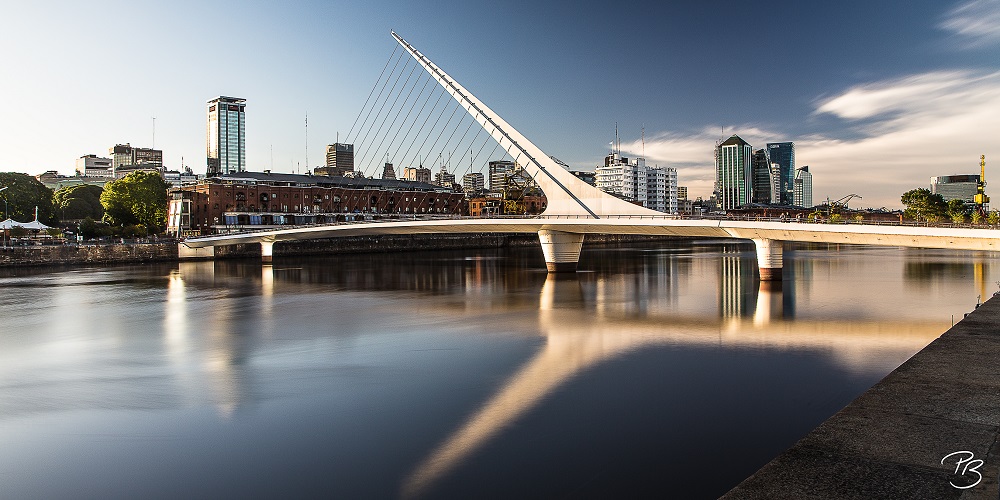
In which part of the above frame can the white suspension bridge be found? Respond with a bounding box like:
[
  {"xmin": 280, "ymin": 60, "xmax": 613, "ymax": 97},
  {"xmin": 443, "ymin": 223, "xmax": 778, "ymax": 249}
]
[{"xmin": 180, "ymin": 31, "xmax": 1000, "ymax": 279}]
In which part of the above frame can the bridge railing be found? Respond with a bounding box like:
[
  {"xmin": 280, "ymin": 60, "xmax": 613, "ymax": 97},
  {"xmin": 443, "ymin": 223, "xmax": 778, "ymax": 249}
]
[{"xmin": 183, "ymin": 213, "xmax": 1000, "ymax": 242}]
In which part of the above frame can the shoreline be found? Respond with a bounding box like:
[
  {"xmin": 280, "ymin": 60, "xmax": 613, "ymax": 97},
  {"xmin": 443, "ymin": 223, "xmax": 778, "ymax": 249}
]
[{"xmin": 0, "ymin": 233, "xmax": 683, "ymax": 268}]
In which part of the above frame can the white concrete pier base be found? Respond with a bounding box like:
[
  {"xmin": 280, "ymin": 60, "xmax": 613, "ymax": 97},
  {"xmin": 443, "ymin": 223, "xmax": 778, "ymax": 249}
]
[
  {"xmin": 178, "ymin": 243, "xmax": 215, "ymax": 260},
  {"xmin": 538, "ymin": 230, "xmax": 584, "ymax": 273},
  {"xmin": 261, "ymin": 240, "xmax": 274, "ymax": 263},
  {"xmin": 752, "ymin": 238, "xmax": 783, "ymax": 281}
]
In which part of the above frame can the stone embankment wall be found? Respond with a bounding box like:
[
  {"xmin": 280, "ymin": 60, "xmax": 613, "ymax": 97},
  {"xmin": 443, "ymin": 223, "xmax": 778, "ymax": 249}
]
[
  {"xmin": 1, "ymin": 233, "xmax": 677, "ymax": 267},
  {"xmin": 0, "ymin": 243, "xmax": 177, "ymax": 267}
]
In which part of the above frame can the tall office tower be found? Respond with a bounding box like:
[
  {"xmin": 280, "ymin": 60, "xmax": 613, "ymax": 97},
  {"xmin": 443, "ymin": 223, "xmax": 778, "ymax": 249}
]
[
  {"xmin": 324, "ymin": 143, "xmax": 355, "ymax": 176},
  {"xmin": 931, "ymin": 174, "xmax": 979, "ymax": 202},
  {"xmin": 715, "ymin": 135, "xmax": 753, "ymax": 211},
  {"xmin": 750, "ymin": 149, "xmax": 774, "ymax": 204},
  {"xmin": 488, "ymin": 160, "xmax": 516, "ymax": 191},
  {"xmin": 677, "ymin": 186, "xmax": 688, "ymax": 201},
  {"xmin": 382, "ymin": 162, "xmax": 396, "ymax": 179},
  {"xmin": 206, "ymin": 96, "xmax": 246, "ymax": 177},
  {"xmin": 462, "ymin": 172, "xmax": 485, "ymax": 195},
  {"xmin": 793, "ymin": 166, "xmax": 813, "ymax": 207},
  {"xmin": 766, "ymin": 142, "xmax": 795, "ymax": 204}
]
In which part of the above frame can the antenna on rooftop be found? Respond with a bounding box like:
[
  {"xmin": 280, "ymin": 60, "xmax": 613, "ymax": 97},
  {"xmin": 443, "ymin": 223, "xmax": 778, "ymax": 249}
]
[
  {"xmin": 152, "ymin": 116, "xmax": 156, "ymax": 149},
  {"xmin": 615, "ymin": 122, "xmax": 619, "ymax": 156},
  {"xmin": 641, "ymin": 124, "xmax": 645, "ymax": 159},
  {"xmin": 305, "ymin": 112, "xmax": 309, "ymax": 172}
]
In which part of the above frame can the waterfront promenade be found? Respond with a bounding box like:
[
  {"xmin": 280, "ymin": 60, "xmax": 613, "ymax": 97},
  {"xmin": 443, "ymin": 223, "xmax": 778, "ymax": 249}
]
[{"xmin": 723, "ymin": 295, "xmax": 1000, "ymax": 499}]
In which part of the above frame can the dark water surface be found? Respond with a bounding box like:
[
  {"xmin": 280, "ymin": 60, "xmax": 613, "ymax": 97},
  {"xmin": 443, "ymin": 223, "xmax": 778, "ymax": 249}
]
[{"xmin": 0, "ymin": 241, "xmax": 993, "ymax": 498}]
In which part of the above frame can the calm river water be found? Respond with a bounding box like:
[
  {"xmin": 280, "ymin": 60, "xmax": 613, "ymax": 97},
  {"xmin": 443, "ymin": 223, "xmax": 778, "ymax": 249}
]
[{"xmin": 0, "ymin": 240, "xmax": 994, "ymax": 498}]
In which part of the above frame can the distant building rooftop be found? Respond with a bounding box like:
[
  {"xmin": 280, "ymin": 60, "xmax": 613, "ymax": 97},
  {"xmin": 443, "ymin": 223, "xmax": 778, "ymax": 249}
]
[{"xmin": 214, "ymin": 171, "xmax": 451, "ymax": 192}]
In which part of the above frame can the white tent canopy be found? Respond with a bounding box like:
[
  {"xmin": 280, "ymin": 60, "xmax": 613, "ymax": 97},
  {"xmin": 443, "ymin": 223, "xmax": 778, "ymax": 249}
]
[
  {"xmin": 0, "ymin": 218, "xmax": 52, "ymax": 230},
  {"xmin": 20, "ymin": 220, "xmax": 51, "ymax": 230}
]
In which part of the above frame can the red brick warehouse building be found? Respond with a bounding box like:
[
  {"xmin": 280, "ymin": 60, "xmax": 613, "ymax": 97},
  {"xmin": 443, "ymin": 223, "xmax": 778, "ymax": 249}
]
[{"xmin": 168, "ymin": 172, "xmax": 467, "ymax": 235}]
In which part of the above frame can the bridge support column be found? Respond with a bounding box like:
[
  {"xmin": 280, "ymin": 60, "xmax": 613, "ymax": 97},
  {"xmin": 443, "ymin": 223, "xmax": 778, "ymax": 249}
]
[
  {"xmin": 178, "ymin": 243, "xmax": 215, "ymax": 260},
  {"xmin": 538, "ymin": 230, "xmax": 584, "ymax": 273},
  {"xmin": 752, "ymin": 238, "xmax": 783, "ymax": 281},
  {"xmin": 261, "ymin": 241, "xmax": 274, "ymax": 263}
]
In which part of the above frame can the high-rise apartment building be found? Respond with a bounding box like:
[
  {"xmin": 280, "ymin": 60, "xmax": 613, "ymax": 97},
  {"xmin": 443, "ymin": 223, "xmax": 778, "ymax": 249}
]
[
  {"xmin": 323, "ymin": 143, "xmax": 355, "ymax": 177},
  {"xmin": 596, "ymin": 152, "xmax": 677, "ymax": 213},
  {"xmin": 766, "ymin": 142, "xmax": 795, "ymax": 204},
  {"xmin": 206, "ymin": 96, "xmax": 246, "ymax": 177},
  {"xmin": 793, "ymin": 166, "xmax": 813, "ymax": 208},
  {"xmin": 488, "ymin": 160, "xmax": 516, "ymax": 191},
  {"xmin": 715, "ymin": 135, "xmax": 753, "ymax": 211},
  {"xmin": 462, "ymin": 172, "xmax": 485, "ymax": 195}
]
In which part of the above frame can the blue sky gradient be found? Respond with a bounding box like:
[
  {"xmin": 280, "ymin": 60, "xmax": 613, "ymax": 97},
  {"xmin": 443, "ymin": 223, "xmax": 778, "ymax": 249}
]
[{"xmin": 1, "ymin": 0, "xmax": 998, "ymax": 207}]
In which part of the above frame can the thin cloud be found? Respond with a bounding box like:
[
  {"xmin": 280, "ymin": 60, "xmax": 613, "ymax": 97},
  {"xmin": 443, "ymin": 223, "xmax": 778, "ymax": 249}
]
[
  {"xmin": 940, "ymin": 0, "xmax": 1000, "ymax": 47},
  {"xmin": 624, "ymin": 70, "xmax": 1000, "ymax": 208}
]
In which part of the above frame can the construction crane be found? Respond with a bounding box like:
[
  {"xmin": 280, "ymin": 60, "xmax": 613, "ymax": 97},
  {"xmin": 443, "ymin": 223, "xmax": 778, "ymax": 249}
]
[
  {"xmin": 974, "ymin": 155, "xmax": 989, "ymax": 216},
  {"xmin": 826, "ymin": 194, "xmax": 862, "ymax": 213}
]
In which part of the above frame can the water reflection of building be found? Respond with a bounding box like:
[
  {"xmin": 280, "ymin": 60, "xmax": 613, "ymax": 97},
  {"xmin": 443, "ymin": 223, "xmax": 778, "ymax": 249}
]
[
  {"xmin": 719, "ymin": 245, "xmax": 757, "ymax": 318},
  {"xmin": 167, "ymin": 262, "xmax": 263, "ymax": 416},
  {"xmin": 402, "ymin": 272, "xmax": 939, "ymax": 498}
]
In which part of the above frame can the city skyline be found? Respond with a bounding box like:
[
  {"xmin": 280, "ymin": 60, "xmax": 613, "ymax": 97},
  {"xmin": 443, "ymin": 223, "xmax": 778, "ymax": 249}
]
[{"xmin": 1, "ymin": 0, "xmax": 998, "ymax": 208}]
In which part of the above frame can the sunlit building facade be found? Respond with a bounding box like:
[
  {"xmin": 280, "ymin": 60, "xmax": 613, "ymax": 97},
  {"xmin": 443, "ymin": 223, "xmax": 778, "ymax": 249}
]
[
  {"xmin": 766, "ymin": 142, "xmax": 795, "ymax": 204},
  {"xmin": 206, "ymin": 96, "xmax": 246, "ymax": 177},
  {"xmin": 715, "ymin": 135, "xmax": 753, "ymax": 211},
  {"xmin": 794, "ymin": 166, "xmax": 813, "ymax": 208}
]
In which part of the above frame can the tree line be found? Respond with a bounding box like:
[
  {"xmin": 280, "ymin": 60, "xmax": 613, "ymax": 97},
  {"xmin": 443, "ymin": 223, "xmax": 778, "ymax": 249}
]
[
  {"xmin": 0, "ymin": 171, "xmax": 168, "ymax": 239},
  {"xmin": 900, "ymin": 188, "xmax": 999, "ymax": 224}
]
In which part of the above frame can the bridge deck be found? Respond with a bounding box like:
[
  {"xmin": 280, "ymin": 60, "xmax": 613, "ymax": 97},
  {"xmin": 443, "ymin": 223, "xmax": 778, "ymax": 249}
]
[{"xmin": 182, "ymin": 217, "xmax": 1000, "ymax": 253}]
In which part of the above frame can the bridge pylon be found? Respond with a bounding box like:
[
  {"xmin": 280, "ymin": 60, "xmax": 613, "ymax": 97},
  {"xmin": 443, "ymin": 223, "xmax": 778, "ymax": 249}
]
[
  {"xmin": 752, "ymin": 238, "xmax": 783, "ymax": 281},
  {"xmin": 538, "ymin": 230, "xmax": 585, "ymax": 272}
]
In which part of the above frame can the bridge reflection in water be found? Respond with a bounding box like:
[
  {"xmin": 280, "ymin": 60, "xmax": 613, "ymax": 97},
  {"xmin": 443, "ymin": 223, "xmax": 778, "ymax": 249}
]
[
  {"xmin": 165, "ymin": 243, "xmax": 968, "ymax": 497},
  {"xmin": 399, "ymin": 265, "xmax": 948, "ymax": 498}
]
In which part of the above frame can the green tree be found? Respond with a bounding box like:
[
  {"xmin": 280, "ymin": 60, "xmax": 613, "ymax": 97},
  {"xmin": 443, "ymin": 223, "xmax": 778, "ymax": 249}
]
[
  {"xmin": 971, "ymin": 211, "xmax": 984, "ymax": 224},
  {"xmin": 988, "ymin": 211, "xmax": 1000, "ymax": 225},
  {"xmin": 53, "ymin": 184, "xmax": 104, "ymax": 221},
  {"xmin": 901, "ymin": 188, "xmax": 947, "ymax": 222},
  {"xmin": 946, "ymin": 199, "xmax": 971, "ymax": 224},
  {"xmin": 0, "ymin": 172, "xmax": 56, "ymax": 223},
  {"xmin": 100, "ymin": 171, "xmax": 168, "ymax": 231}
]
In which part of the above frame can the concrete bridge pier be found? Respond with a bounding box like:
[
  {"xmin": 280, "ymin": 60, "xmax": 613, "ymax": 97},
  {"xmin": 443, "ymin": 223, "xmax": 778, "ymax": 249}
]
[
  {"xmin": 178, "ymin": 243, "xmax": 215, "ymax": 260},
  {"xmin": 752, "ymin": 238, "xmax": 783, "ymax": 281},
  {"xmin": 261, "ymin": 240, "xmax": 275, "ymax": 263},
  {"xmin": 538, "ymin": 230, "xmax": 584, "ymax": 273}
]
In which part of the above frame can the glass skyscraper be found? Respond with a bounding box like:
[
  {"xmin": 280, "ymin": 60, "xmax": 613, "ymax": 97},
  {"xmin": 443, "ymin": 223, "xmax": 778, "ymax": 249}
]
[
  {"xmin": 766, "ymin": 142, "xmax": 795, "ymax": 204},
  {"xmin": 206, "ymin": 96, "xmax": 246, "ymax": 177},
  {"xmin": 715, "ymin": 135, "xmax": 753, "ymax": 210},
  {"xmin": 794, "ymin": 166, "xmax": 813, "ymax": 208}
]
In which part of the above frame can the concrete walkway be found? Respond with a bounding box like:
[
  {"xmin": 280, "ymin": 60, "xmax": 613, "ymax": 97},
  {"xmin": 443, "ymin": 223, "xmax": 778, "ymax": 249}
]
[{"xmin": 723, "ymin": 295, "xmax": 1000, "ymax": 499}]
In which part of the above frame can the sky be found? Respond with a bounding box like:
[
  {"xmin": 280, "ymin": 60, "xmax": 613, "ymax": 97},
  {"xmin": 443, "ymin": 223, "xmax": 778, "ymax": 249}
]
[{"xmin": 1, "ymin": 0, "xmax": 998, "ymax": 208}]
